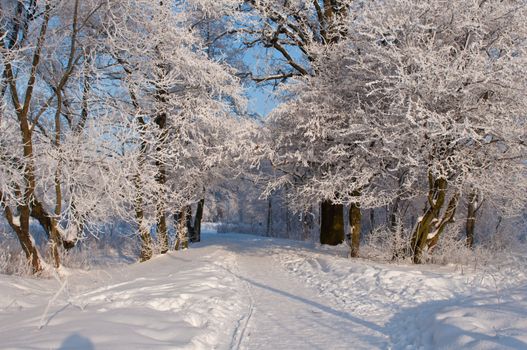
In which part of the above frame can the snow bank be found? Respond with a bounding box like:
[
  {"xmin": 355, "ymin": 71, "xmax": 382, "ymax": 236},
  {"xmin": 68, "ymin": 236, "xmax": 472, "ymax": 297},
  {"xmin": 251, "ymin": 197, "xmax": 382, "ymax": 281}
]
[
  {"xmin": 0, "ymin": 246, "xmax": 247, "ymax": 350},
  {"xmin": 391, "ymin": 285, "xmax": 527, "ymax": 349},
  {"xmin": 269, "ymin": 239, "xmax": 527, "ymax": 349}
]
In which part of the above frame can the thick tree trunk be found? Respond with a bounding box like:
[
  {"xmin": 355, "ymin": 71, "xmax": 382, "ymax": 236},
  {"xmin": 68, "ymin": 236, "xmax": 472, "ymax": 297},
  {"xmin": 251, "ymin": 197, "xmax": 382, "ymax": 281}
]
[
  {"xmin": 427, "ymin": 192, "xmax": 459, "ymax": 251},
  {"xmin": 410, "ymin": 174, "xmax": 459, "ymax": 264},
  {"xmin": 191, "ymin": 198, "xmax": 204, "ymax": 243},
  {"xmin": 154, "ymin": 82, "xmax": 169, "ymax": 253},
  {"xmin": 156, "ymin": 201, "xmax": 169, "ymax": 254},
  {"xmin": 320, "ymin": 200, "xmax": 344, "ymax": 245},
  {"xmin": 153, "ymin": 118, "xmax": 168, "ymax": 253},
  {"xmin": 411, "ymin": 175, "xmax": 447, "ymax": 263},
  {"xmin": 349, "ymin": 201, "xmax": 361, "ymax": 258},
  {"xmin": 185, "ymin": 205, "xmax": 195, "ymax": 240},
  {"xmin": 2, "ymin": 200, "xmax": 42, "ymax": 273},
  {"xmin": 134, "ymin": 172, "xmax": 152, "ymax": 262},
  {"xmin": 19, "ymin": 206, "xmax": 43, "ymax": 273},
  {"xmin": 175, "ymin": 206, "xmax": 190, "ymax": 251}
]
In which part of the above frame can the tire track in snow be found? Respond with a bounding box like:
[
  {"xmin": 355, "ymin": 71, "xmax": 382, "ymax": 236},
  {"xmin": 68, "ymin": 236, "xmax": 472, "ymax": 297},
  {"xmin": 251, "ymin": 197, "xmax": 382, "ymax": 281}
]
[
  {"xmin": 209, "ymin": 250, "xmax": 255, "ymax": 350},
  {"xmin": 229, "ymin": 270, "xmax": 254, "ymax": 350}
]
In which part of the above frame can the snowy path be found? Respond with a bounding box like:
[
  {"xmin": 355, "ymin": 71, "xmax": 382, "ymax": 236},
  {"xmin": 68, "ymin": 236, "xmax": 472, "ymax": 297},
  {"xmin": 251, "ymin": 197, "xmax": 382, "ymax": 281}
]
[
  {"xmin": 221, "ymin": 236, "xmax": 388, "ymax": 349},
  {"xmin": 1, "ymin": 233, "xmax": 526, "ymax": 349}
]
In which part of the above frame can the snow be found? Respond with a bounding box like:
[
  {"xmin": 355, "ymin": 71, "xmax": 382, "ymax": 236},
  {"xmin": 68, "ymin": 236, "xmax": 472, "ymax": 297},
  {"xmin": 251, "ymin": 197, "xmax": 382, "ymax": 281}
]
[
  {"xmin": 11, "ymin": 215, "xmax": 20, "ymax": 228},
  {"xmin": 1, "ymin": 233, "xmax": 526, "ymax": 349}
]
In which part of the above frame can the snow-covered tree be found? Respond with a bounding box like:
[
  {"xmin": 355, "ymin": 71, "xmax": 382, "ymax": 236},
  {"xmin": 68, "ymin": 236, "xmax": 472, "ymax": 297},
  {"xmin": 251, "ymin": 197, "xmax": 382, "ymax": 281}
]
[
  {"xmin": 0, "ymin": 0, "xmax": 115, "ymax": 272},
  {"xmin": 263, "ymin": 41, "xmax": 412, "ymax": 257},
  {"xmin": 0, "ymin": 0, "xmax": 247, "ymax": 271},
  {"xmin": 239, "ymin": 0, "xmax": 355, "ymax": 245},
  {"xmin": 263, "ymin": 0, "xmax": 527, "ymax": 261},
  {"xmin": 101, "ymin": 0, "xmax": 245, "ymax": 258}
]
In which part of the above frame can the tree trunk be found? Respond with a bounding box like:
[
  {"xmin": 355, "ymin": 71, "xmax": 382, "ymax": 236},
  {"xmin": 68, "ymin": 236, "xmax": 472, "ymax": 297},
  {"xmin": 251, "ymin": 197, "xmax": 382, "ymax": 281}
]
[
  {"xmin": 320, "ymin": 200, "xmax": 344, "ymax": 245},
  {"xmin": 185, "ymin": 205, "xmax": 195, "ymax": 241},
  {"xmin": 191, "ymin": 198, "xmax": 204, "ymax": 243},
  {"xmin": 411, "ymin": 175, "xmax": 447, "ymax": 263},
  {"xmin": 153, "ymin": 59, "xmax": 170, "ymax": 253},
  {"xmin": 2, "ymin": 199, "xmax": 43, "ymax": 273},
  {"xmin": 389, "ymin": 197, "xmax": 404, "ymax": 261},
  {"xmin": 266, "ymin": 198, "xmax": 272, "ymax": 237},
  {"xmin": 465, "ymin": 190, "xmax": 479, "ymax": 248},
  {"xmin": 156, "ymin": 199, "xmax": 168, "ymax": 253},
  {"xmin": 302, "ymin": 208, "xmax": 314, "ymax": 241},
  {"xmin": 410, "ymin": 174, "xmax": 459, "ymax": 264},
  {"xmin": 154, "ymin": 118, "xmax": 168, "ymax": 253},
  {"xmin": 1, "ymin": 3, "xmax": 51, "ymax": 273},
  {"xmin": 175, "ymin": 206, "xmax": 190, "ymax": 251},
  {"xmin": 134, "ymin": 172, "xmax": 152, "ymax": 262},
  {"xmin": 427, "ymin": 192, "xmax": 460, "ymax": 251},
  {"xmin": 49, "ymin": 88, "xmax": 64, "ymax": 269},
  {"xmin": 349, "ymin": 200, "xmax": 361, "ymax": 258}
]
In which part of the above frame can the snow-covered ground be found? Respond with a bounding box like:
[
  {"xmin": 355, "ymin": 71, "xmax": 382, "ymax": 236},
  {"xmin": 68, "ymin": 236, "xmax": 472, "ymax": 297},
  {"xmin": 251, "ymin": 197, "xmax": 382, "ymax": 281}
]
[{"xmin": 1, "ymin": 233, "xmax": 526, "ymax": 349}]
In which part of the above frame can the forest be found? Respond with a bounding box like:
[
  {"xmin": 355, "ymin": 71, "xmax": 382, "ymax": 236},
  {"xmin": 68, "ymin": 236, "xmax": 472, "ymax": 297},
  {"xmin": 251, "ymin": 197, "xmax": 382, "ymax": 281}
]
[
  {"xmin": 0, "ymin": 0, "xmax": 526, "ymax": 274},
  {"xmin": 2, "ymin": 1, "xmax": 527, "ymax": 349}
]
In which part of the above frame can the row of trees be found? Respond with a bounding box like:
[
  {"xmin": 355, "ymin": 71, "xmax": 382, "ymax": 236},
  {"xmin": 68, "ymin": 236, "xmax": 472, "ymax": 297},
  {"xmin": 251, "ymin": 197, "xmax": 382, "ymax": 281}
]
[
  {"xmin": 260, "ymin": 0, "xmax": 527, "ymax": 262},
  {"xmin": 0, "ymin": 0, "xmax": 249, "ymax": 273},
  {"xmin": 1, "ymin": 0, "xmax": 526, "ymax": 273}
]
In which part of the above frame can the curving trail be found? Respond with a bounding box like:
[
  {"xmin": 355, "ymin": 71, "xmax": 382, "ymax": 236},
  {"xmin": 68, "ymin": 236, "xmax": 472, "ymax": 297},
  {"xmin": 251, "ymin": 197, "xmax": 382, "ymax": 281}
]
[
  {"xmin": 218, "ymin": 235, "xmax": 388, "ymax": 350},
  {"xmin": 1, "ymin": 233, "xmax": 526, "ymax": 350}
]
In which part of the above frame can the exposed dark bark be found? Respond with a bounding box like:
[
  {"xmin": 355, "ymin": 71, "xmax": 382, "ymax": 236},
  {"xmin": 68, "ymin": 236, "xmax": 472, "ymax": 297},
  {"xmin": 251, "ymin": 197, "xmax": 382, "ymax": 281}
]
[
  {"xmin": 411, "ymin": 176, "xmax": 447, "ymax": 264},
  {"xmin": 175, "ymin": 206, "xmax": 190, "ymax": 251},
  {"xmin": 0, "ymin": 3, "xmax": 52, "ymax": 273},
  {"xmin": 134, "ymin": 172, "xmax": 152, "ymax": 262},
  {"xmin": 302, "ymin": 208, "xmax": 314, "ymax": 241},
  {"xmin": 153, "ymin": 99, "xmax": 169, "ymax": 253},
  {"xmin": 320, "ymin": 200, "xmax": 344, "ymax": 245},
  {"xmin": 349, "ymin": 199, "xmax": 361, "ymax": 258},
  {"xmin": 185, "ymin": 205, "xmax": 194, "ymax": 239},
  {"xmin": 427, "ymin": 192, "xmax": 460, "ymax": 252},
  {"xmin": 389, "ymin": 197, "xmax": 403, "ymax": 261},
  {"xmin": 155, "ymin": 188, "xmax": 168, "ymax": 254},
  {"xmin": 191, "ymin": 198, "xmax": 205, "ymax": 243},
  {"xmin": 410, "ymin": 173, "xmax": 460, "ymax": 263},
  {"xmin": 266, "ymin": 198, "xmax": 272, "ymax": 236},
  {"xmin": 1, "ymin": 192, "xmax": 42, "ymax": 273}
]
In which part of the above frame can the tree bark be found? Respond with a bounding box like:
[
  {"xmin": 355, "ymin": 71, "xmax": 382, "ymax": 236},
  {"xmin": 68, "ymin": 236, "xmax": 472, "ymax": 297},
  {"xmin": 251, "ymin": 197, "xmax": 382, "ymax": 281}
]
[
  {"xmin": 427, "ymin": 192, "xmax": 460, "ymax": 251},
  {"xmin": 1, "ymin": 193, "xmax": 43, "ymax": 273},
  {"xmin": 349, "ymin": 200, "xmax": 361, "ymax": 258},
  {"xmin": 134, "ymin": 172, "xmax": 152, "ymax": 262},
  {"xmin": 266, "ymin": 198, "xmax": 272, "ymax": 237},
  {"xmin": 411, "ymin": 174, "xmax": 447, "ymax": 263},
  {"xmin": 0, "ymin": 3, "xmax": 52, "ymax": 273},
  {"xmin": 320, "ymin": 200, "xmax": 344, "ymax": 245},
  {"xmin": 153, "ymin": 110, "xmax": 168, "ymax": 254},
  {"xmin": 191, "ymin": 198, "xmax": 205, "ymax": 243},
  {"xmin": 302, "ymin": 207, "xmax": 314, "ymax": 241},
  {"xmin": 465, "ymin": 189, "xmax": 480, "ymax": 248},
  {"xmin": 410, "ymin": 173, "xmax": 459, "ymax": 264},
  {"xmin": 175, "ymin": 206, "xmax": 190, "ymax": 251}
]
